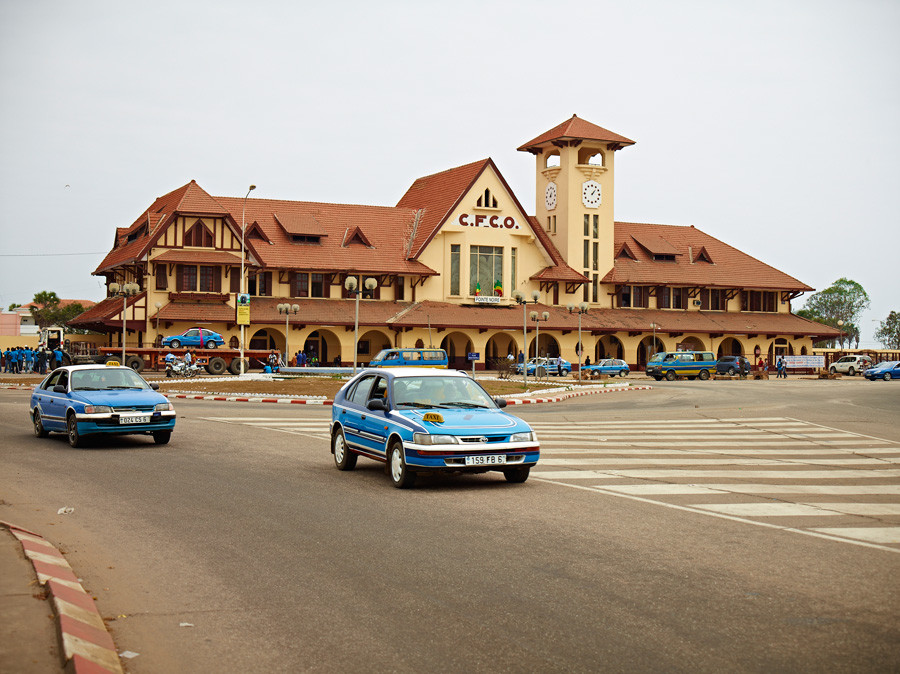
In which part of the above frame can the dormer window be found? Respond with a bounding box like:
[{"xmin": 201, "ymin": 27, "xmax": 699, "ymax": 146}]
[
  {"xmin": 292, "ymin": 234, "xmax": 321, "ymax": 244},
  {"xmin": 653, "ymin": 254, "xmax": 676, "ymax": 262}
]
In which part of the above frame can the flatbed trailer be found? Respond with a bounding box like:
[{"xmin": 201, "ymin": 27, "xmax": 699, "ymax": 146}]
[{"xmin": 70, "ymin": 346, "xmax": 275, "ymax": 375}]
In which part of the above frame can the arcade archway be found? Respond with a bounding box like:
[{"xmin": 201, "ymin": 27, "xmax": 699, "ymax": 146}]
[
  {"xmin": 717, "ymin": 337, "xmax": 744, "ymax": 358},
  {"xmin": 637, "ymin": 335, "xmax": 666, "ymax": 368},
  {"xmin": 596, "ymin": 335, "xmax": 624, "ymax": 362},
  {"xmin": 441, "ymin": 332, "xmax": 474, "ymax": 369},
  {"xmin": 249, "ymin": 328, "xmax": 278, "ymax": 351}
]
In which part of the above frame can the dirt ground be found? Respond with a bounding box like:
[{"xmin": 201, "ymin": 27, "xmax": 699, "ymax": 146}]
[{"xmin": 1, "ymin": 371, "xmax": 623, "ymax": 398}]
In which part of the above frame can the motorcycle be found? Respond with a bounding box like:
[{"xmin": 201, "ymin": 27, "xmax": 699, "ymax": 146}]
[{"xmin": 166, "ymin": 358, "xmax": 202, "ymax": 378}]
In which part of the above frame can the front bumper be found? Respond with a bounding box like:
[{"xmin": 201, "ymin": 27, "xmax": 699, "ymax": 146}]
[
  {"xmin": 405, "ymin": 440, "xmax": 540, "ymax": 470},
  {"xmin": 74, "ymin": 410, "xmax": 176, "ymax": 435}
]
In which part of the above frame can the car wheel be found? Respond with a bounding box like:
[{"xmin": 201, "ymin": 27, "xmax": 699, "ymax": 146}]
[
  {"xmin": 885, "ymin": 373, "xmax": 892, "ymax": 381},
  {"xmin": 727, "ymin": 367, "xmax": 736, "ymax": 376},
  {"xmin": 388, "ymin": 441, "xmax": 416, "ymax": 489},
  {"xmin": 153, "ymin": 431, "xmax": 171, "ymax": 445},
  {"xmin": 207, "ymin": 342, "xmax": 218, "ymax": 349},
  {"xmin": 665, "ymin": 370, "xmax": 676, "ymax": 381},
  {"xmin": 503, "ymin": 466, "xmax": 530, "ymax": 483},
  {"xmin": 619, "ymin": 370, "xmax": 628, "ymax": 377},
  {"xmin": 66, "ymin": 414, "xmax": 83, "ymax": 448},
  {"xmin": 170, "ymin": 339, "xmax": 181, "ymax": 349},
  {"xmin": 829, "ymin": 366, "xmax": 836, "ymax": 374},
  {"xmin": 653, "ymin": 376, "xmax": 663, "ymax": 381},
  {"xmin": 848, "ymin": 367, "xmax": 855, "ymax": 376},
  {"xmin": 562, "ymin": 369, "xmax": 570, "ymax": 376},
  {"xmin": 698, "ymin": 369, "xmax": 710, "ymax": 381},
  {"xmin": 207, "ymin": 357, "xmax": 227, "ymax": 376},
  {"xmin": 332, "ymin": 428, "xmax": 357, "ymax": 470},
  {"xmin": 33, "ymin": 410, "xmax": 48, "ymax": 438},
  {"xmin": 125, "ymin": 355, "xmax": 144, "ymax": 372}
]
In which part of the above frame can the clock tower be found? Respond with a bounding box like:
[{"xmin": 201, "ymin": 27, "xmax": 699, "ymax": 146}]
[{"xmin": 518, "ymin": 115, "xmax": 634, "ymax": 303}]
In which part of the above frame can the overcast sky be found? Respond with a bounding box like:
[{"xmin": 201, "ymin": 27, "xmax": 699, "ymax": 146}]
[{"xmin": 1, "ymin": 0, "xmax": 897, "ymax": 345}]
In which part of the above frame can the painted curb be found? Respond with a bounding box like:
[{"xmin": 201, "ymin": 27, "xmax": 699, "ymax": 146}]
[{"xmin": 1, "ymin": 521, "xmax": 123, "ymax": 674}]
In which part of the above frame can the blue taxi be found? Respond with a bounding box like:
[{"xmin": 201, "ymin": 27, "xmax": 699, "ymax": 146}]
[
  {"xmin": 30, "ymin": 363, "xmax": 176, "ymax": 447},
  {"xmin": 331, "ymin": 368, "xmax": 540, "ymax": 488}
]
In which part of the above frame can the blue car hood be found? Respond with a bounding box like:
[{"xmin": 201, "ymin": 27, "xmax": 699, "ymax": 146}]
[
  {"xmin": 72, "ymin": 390, "xmax": 168, "ymax": 407},
  {"xmin": 396, "ymin": 407, "xmax": 524, "ymax": 432}
]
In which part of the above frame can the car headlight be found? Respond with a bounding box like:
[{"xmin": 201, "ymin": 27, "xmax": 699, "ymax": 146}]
[
  {"xmin": 510, "ymin": 431, "xmax": 535, "ymax": 443},
  {"xmin": 83, "ymin": 405, "xmax": 112, "ymax": 414},
  {"xmin": 155, "ymin": 402, "xmax": 174, "ymax": 412},
  {"xmin": 413, "ymin": 433, "xmax": 459, "ymax": 445}
]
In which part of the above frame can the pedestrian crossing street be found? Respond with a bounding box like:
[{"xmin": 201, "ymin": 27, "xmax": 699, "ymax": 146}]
[{"xmin": 530, "ymin": 417, "xmax": 900, "ymax": 552}]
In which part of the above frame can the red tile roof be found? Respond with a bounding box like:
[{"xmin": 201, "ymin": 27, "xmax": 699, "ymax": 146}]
[
  {"xmin": 396, "ymin": 159, "xmax": 491, "ymax": 258},
  {"xmin": 518, "ymin": 115, "xmax": 635, "ymax": 153},
  {"xmin": 603, "ymin": 222, "xmax": 813, "ymax": 291},
  {"xmin": 66, "ymin": 294, "xmax": 144, "ymax": 331},
  {"xmin": 152, "ymin": 250, "xmax": 242, "ymax": 265}
]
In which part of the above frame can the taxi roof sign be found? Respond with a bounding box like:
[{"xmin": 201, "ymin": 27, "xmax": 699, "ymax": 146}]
[
  {"xmin": 422, "ymin": 412, "xmax": 444, "ymax": 423},
  {"xmin": 105, "ymin": 360, "xmax": 121, "ymax": 367}
]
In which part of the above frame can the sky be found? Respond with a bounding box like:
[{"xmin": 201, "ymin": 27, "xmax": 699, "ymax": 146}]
[{"xmin": 1, "ymin": 0, "xmax": 897, "ymax": 346}]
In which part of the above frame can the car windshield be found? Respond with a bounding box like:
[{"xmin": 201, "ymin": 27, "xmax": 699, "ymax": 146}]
[
  {"xmin": 393, "ymin": 376, "xmax": 495, "ymax": 409},
  {"xmin": 648, "ymin": 353, "xmax": 665, "ymax": 363},
  {"xmin": 71, "ymin": 368, "xmax": 150, "ymax": 391}
]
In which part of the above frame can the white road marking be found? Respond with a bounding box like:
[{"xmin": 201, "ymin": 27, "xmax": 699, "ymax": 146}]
[{"xmin": 810, "ymin": 528, "xmax": 900, "ymax": 544}]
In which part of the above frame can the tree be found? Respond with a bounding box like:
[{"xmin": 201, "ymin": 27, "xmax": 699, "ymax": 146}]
[
  {"xmin": 800, "ymin": 278, "xmax": 870, "ymax": 348},
  {"xmin": 875, "ymin": 311, "xmax": 900, "ymax": 349},
  {"xmin": 7, "ymin": 302, "xmax": 21, "ymax": 311},
  {"xmin": 28, "ymin": 291, "xmax": 87, "ymax": 331}
]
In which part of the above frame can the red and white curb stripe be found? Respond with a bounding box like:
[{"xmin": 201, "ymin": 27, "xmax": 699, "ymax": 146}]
[
  {"xmin": 166, "ymin": 385, "xmax": 652, "ymax": 405},
  {"xmin": 1, "ymin": 521, "xmax": 123, "ymax": 674}
]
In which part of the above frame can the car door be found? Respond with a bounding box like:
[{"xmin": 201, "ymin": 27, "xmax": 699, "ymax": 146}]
[
  {"xmin": 338, "ymin": 375, "xmax": 378, "ymax": 455},
  {"xmin": 183, "ymin": 328, "xmax": 201, "ymax": 346},
  {"xmin": 358, "ymin": 375, "xmax": 390, "ymax": 457},
  {"xmin": 40, "ymin": 370, "xmax": 69, "ymax": 430}
]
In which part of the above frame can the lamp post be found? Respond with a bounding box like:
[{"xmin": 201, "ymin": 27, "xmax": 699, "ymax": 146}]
[
  {"xmin": 277, "ymin": 303, "xmax": 300, "ymax": 367},
  {"xmin": 155, "ymin": 302, "xmax": 162, "ymax": 345},
  {"xmin": 568, "ymin": 302, "xmax": 589, "ymax": 378},
  {"xmin": 108, "ymin": 282, "xmax": 140, "ymax": 363},
  {"xmin": 837, "ymin": 319, "xmax": 844, "ymax": 352},
  {"xmin": 512, "ymin": 290, "xmax": 540, "ymax": 386},
  {"xmin": 345, "ymin": 275, "xmax": 378, "ymax": 374},
  {"xmin": 651, "ymin": 322, "xmax": 657, "ymax": 357},
  {"xmin": 530, "ymin": 309, "xmax": 550, "ymax": 377},
  {"xmin": 239, "ymin": 184, "xmax": 256, "ymax": 375}
]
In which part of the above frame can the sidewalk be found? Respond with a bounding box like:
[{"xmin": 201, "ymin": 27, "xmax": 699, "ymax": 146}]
[{"xmin": 0, "ymin": 522, "xmax": 123, "ymax": 674}]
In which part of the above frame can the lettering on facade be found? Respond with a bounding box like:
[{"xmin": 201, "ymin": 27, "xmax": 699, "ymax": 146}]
[
  {"xmin": 473, "ymin": 296, "xmax": 501, "ymax": 304},
  {"xmin": 458, "ymin": 213, "xmax": 519, "ymax": 229}
]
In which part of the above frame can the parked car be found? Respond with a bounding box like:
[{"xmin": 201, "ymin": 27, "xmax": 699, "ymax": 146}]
[
  {"xmin": 368, "ymin": 348, "xmax": 448, "ymax": 368},
  {"xmin": 514, "ymin": 357, "xmax": 571, "ymax": 376},
  {"xmin": 161, "ymin": 328, "xmax": 225, "ymax": 349},
  {"xmin": 330, "ymin": 368, "xmax": 540, "ymax": 488},
  {"xmin": 863, "ymin": 361, "xmax": 900, "ymax": 381},
  {"xmin": 715, "ymin": 355, "xmax": 752, "ymax": 376},
  {"xmin": 30, "ymin": 363, "xmax": 176, "ymax": 447},
  {"xmin": 829, "ymin": 355, "xmax": 873, "ymax": 376},
  {"xmin": 583, "ymin": 358, "xmax": 630, "ymax": 377}
]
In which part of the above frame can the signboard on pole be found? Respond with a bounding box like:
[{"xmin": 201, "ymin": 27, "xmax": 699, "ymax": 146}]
[{"xmin": 236, "ymin": 293, "xmax": 250, "ymax": 326}]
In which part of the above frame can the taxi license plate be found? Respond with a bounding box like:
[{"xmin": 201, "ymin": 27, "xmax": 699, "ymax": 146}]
[
  {"xmin": 119, "ymin": 415, "xmax": 151, "ymax": 425},
  {"xmin": 465, "ymin": 455, "xmax": 507, "ymax": 466}
]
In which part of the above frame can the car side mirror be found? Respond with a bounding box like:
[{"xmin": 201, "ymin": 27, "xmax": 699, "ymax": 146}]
[
  {"xmin": 150, "ymin": 382, "xmax": 159, "ymax": 390},
  {"xmin": 366, "ymin": 398, "xmax": 388, "ymax": 411},
  {"xmin": 53, "ymin": 385, "xmax": 66, "ymax": 393},
  {"xmin": 493, "ymin": 397, "xmax": 507, "ymax": 408}
]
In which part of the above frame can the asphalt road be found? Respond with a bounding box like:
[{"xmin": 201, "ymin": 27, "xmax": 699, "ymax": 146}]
[{"xmin": 1, "ymin": 377, "xmax": 898, "ymax": 672}]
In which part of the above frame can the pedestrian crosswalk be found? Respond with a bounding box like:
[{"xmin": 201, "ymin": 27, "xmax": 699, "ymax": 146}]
[
  {"xmin": 530, "ymin": 417, "xmax": 900, "ymax": 551},
  {"xmin": 200, "ymin": 416, "xmax": 332, "ymax": 440}
]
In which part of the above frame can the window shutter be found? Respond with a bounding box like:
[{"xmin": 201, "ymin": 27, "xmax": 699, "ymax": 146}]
[
  {"xmin": 214, "ymin": 267, "xmax": 222, "ymax": 292},
  {"xmin": 155, "ymin": 264, "xmax": 167, "ymax": 291},
  {"xmin": 176, "ymin": 265, "xmax": 184, "ymax": 291},
  {"xmin": 230, "ymin": 267, "xmax": 240, "ymax": 293}
]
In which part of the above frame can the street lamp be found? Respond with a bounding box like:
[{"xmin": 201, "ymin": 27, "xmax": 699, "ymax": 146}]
[
  {"xmin": 155, "ymin": 302, "xmax": 163, "ymax": 344},
  {"xmin": 108, "ymin": 282, "xmax": 140, "ymax": 363},
  {"xmin": 530, "ymin": 309, "xmax": 550, "ymax": 376},
  {"xmin": 567, "ymin": 302, "xmax": 589, "ymax": 378},
  {"xmin": 239, "ymin": 184, "xmax": 256, "ymax": 375},
  {"xmin": 650, "ymin": 322, "xmax": 657, "ymax": 357},
  {"xmin": 512, "ymin": 290, "xmax": 540, "ymax": 386},
  {"xmin": 837, "ymin": 319, "xmax": 844, "ymax": 352},
  {"xmin": 277, "ymin": 303, "xmax": 300, "ymax": 367},
  {"xmin": 345, "ymin": 275, "xmax": 378, "ymax": 374}
]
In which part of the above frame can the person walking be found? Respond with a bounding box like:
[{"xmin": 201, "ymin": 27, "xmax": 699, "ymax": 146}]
[{"xmin": 24, "ymin": 346, "xmax": 34, "ymax": 374}]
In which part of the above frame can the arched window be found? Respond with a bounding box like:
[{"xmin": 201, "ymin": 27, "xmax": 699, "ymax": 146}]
[
  {"xmin": 545, "ymin": 152, "xmax": 560, "ymax": 168},
  {"xmin": 476, "ymin": 188, "xmax": 498, "ymax": 208},
  {"xmin": 578, "ymin": 148, "xmax": 605, "ymax": 166}
]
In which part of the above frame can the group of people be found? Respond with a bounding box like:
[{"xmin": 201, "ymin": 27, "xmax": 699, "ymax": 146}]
[{"xmin": 1, "ymin": 346, "xmax": 64, "ymax": 374}]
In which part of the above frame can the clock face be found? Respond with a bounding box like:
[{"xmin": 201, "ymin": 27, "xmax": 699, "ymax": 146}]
[
  {"xmin": 582, "ymin": 180, "xmax": 602, "ymax": 208},
  {"xmin": 544, "ymin": 181, "xmax": 557, "ymax": 210}
]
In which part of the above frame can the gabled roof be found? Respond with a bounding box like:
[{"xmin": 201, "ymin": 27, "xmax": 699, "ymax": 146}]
[
  {"xmin": 396, "ymin": 159, "xmax": 491, "ymax": 258},
  {"xmin": 602, "ymin": 222, "xmax": 813, "ymax": 292},
  {"xmin": 94, "ymin": 180, "xmax": 232, "ymax": 274},
  {"xmin": 526, "ymin": 217, "xmax": 588, "ymax": 283},
  {"xmin": 517, "ymin": 115, "xmax": 635, "ymax": 153}
]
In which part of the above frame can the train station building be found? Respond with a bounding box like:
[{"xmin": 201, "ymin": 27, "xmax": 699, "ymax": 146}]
[{"xmin": 71, "ymin": 115, "xmax": 838, "ymax": 369}]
